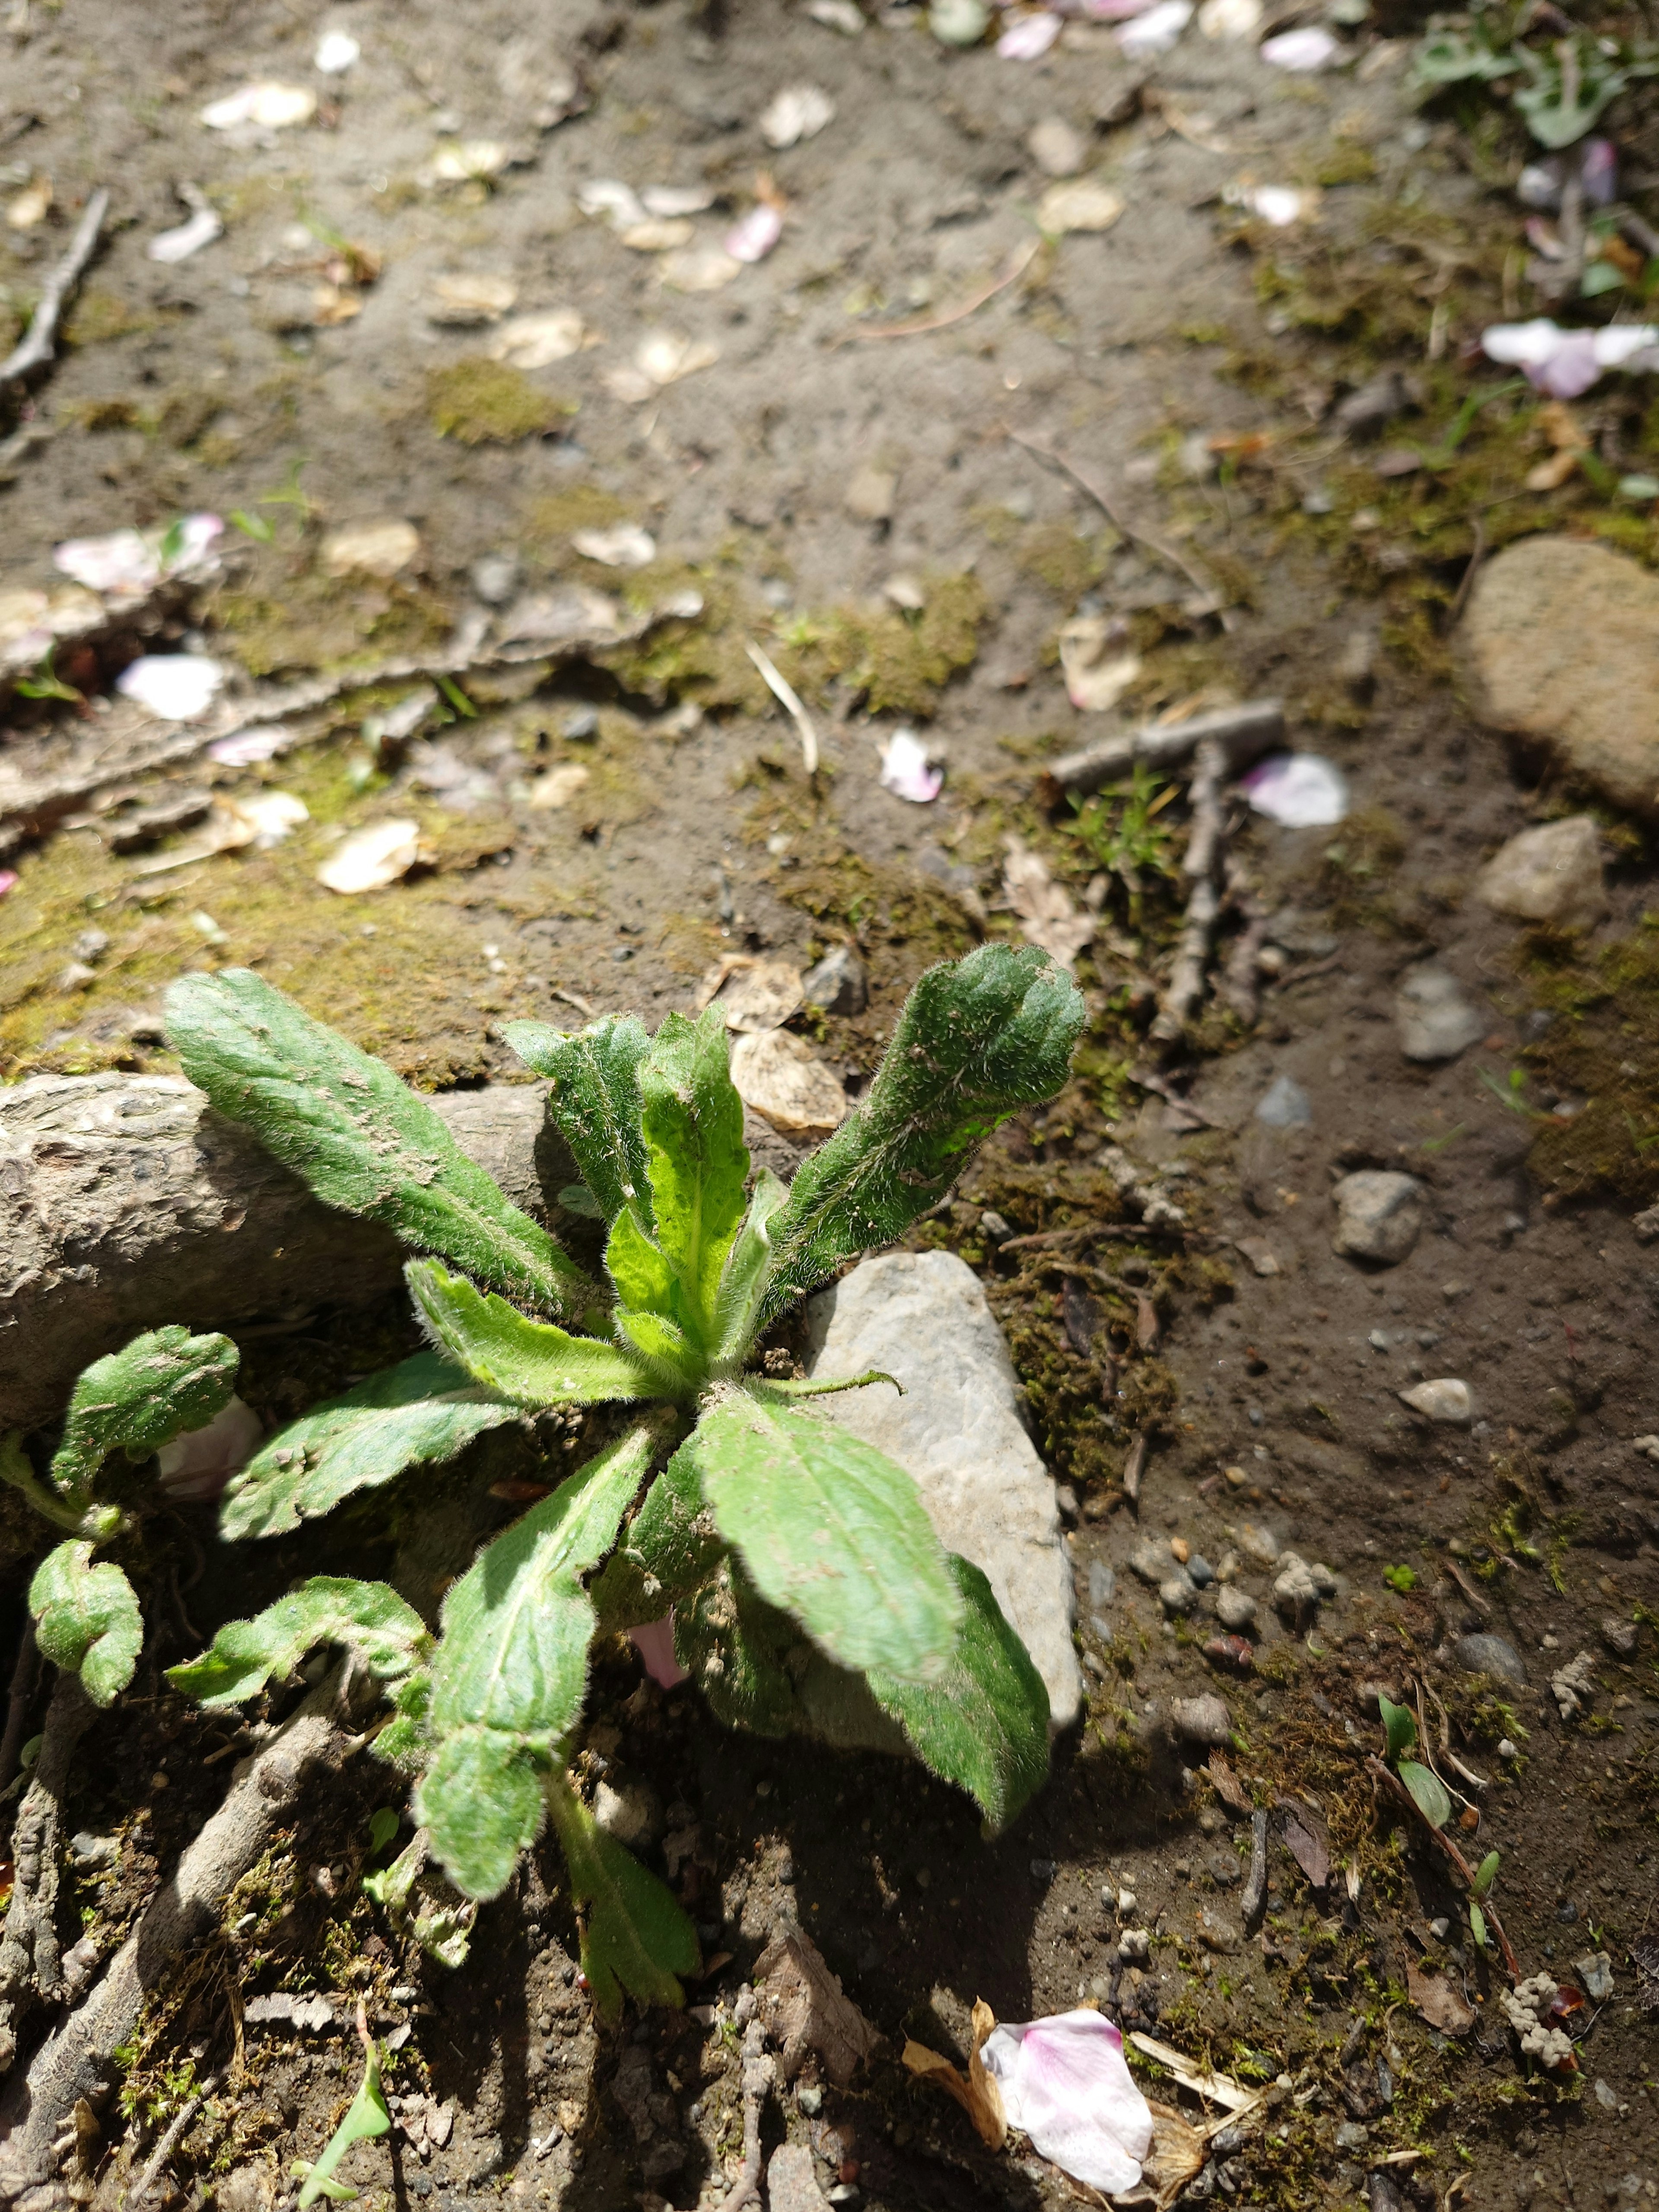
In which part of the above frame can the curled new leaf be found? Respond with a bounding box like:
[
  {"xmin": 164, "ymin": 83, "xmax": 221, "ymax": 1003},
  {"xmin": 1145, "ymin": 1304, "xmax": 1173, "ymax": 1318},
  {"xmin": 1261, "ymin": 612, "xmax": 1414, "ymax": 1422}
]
[
  {"xmin": 505, "ymin": 1015, "xmax": 653, "ymax": 1231},
  {"xmin": 407, "ymin": 1260, "xmax": 661, "ymax": 1406},
  {"xmin": 762, "ymin": 944, "xmax": 1085, "ymax": 1322},
  {"xmin": 52, "ymin": 1326, "xmax": 238, "ymax": 1505},
  {"xmin": 637, "ymin": 1005, "xmax": 750, "ymax": 1351},
  {"xmin": 544, "ymin": 1768, "xmax": 699, "ymax": 2021},
  {"xmin": 30, "ymin": 1541, "xmax": 143, "ymax": 1706},
  {"xmin": 1377, "ymin": 1692, "xmax": 1417, "ymax": 1764},
  {"xmin": 168, "ymin": 1576, "xmax": 430, "ymax": 1709},
  {"xmin": 165, "ymin": 969, "xmax": 594, "ymax": 1317}
]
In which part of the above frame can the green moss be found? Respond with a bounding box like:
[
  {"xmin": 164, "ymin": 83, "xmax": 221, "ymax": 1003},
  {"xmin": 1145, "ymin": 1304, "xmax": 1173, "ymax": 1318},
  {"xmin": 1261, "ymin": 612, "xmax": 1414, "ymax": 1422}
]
[
  {"xmin": 207, "ymin": 562, "xmax": 454, "ymax": 679},
  {"xmin": 523, "ymin": 484, "xmax": 632, "ymax": 550},
  {"xmin": 427, "ymin": 358, "xmax": 577, "ymax": 445},
  {"xmin": 1513, "ymin": 920, "xmax": 1659, "ymax": 1202},
  {"xmin": 1014, "ymin": 521, "xmax": 1117, "ymax": 602},
  {"xmin": 604, "ymin": 572, "xmax": 769, "ymax": 713},
  {"xmin": 776, "ymin": 572, "xmax": 991, "ymax": 719},
  {"xmin": 1312, "ymin": 142, "xmax": 1379, "ymax": 187}
]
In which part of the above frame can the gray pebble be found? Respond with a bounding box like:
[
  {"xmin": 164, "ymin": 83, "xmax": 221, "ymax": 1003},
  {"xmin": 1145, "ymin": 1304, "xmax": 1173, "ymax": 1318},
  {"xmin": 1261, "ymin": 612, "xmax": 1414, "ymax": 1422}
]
[
  {"xmin": 1215, "ymin": 1586, "xmax": 1258, "ymax": 1632},
  {"xmin": 1453, "ymin": 1632, "xmax": 1526, "ymax": 1685},
  {"xmin": 1255, "ymin": 1074, "xmax": 1312, "ymax": 1128}
]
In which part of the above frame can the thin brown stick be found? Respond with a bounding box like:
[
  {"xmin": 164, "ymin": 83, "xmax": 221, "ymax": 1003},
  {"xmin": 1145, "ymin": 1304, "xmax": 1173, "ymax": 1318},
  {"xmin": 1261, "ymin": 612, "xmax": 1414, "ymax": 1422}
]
[
  {"xmin": 0, "ymin": 187, "xmax": 109, "ymax": 388},
  {"xmin": 1446, "ymin": 514, "xmax": 1487, "ymax": 631},
  {"xmin": 1041, "ymin": 698, "xmax": 1284, "ymax": 803},
  {"xmin": 130, "ymin": 2070, "xmax": 221, "ymax": 2208},
  {"xmin": 838, "ymin": 238, "xmax": 1039, "ymax": 346},
  {"xmin": 1007, "ymin": 429, "xmax": 1232, "ymax": 628},
  {"xmin": 709, "ymin": 2014, "xmax": 771, "ymax": 2212},
  {"xmin": 1151, "ymin": 737, "xmax": 1227, "ymax": 1045},
  {"xmin": 1122, "ymin": 1432, "xmax": 1147, "ymax": 1507},
  {"xmin": 1365, "ymin": 1756, "xmax": 1519, "ymax": 1979},
  {"xmin": 998, "ymin": 1221, "xmax": 1188, "ymax": 1254}
]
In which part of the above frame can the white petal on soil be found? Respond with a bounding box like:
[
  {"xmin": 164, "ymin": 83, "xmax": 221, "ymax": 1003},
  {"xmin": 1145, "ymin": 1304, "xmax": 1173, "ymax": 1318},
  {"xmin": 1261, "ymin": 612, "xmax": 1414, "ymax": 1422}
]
[
  {"xmin": 760, "ymin": 84, "xmax": 836, "ymax": 149},
  {"xmin": 1004, "ymin": 840, "xmax": 1096, "ymax": 970},
  {"xmin": 165, "ymin": 514, "xmax": 225, "ymax": 576},
  {"xmin": 982, "ymin": 2014, "xmax": 1154, "ymax": 2196},
  {"xmin": 148, "ymin": 205, "xmax": 223, "ymax": 264},
  {"xmin": 1239, "ymin": 752, "xmax": 1349, "ymax": 827},
  {"xmin": 527, "ymin": 763, "xmax": 592, "ymax": 810},
  {"xmin": 322, "ymin": 518, "xmax": 422, "ymax": 578},
  {"xmin": 115, "ymin": 655, "xmax": 226, "ymax": 721},
  {"xmin": 659, "ymin": 245, "xmax": 744, "ymax": 292},
  {"xmin": 228, "ymin": 790, "xmax": 309, "ymax": 845},
  {"xmin": 635, "ymin": 331, "xmax": 721, "ymax": 386},
  {"xmin": 1259, "ymin": 23, "xmax": 1340, "ymax": 66},
  {"xmin": 577, "ymin": 178, "xmax": 647, "ymax": 229},
  {"xmin": 729, "ymin": 1029, "xmax": 847, "ymax": 1136},
  {"xmin": 998, "ymin": 11, "xmax": 1063, "ymax": 57},
  {"xmin": 432, "ymin": 140, "xmax": 513, "ymax": 183},
  {"xmin": 200, "ymin": 82, "xmax": 318, "ymax": 130},
  {"xmin": 315, "ymin": 29, "xmax": 360, "ymax": 72},
  {"xmin": 317, "ymin": 819, "xmax": 423, "ymax": 895},
  {"xmin": 1118, "ymin": 0, "xmax": 1192, "ymax": 54},
  {"xmin": 54, "ymin": 530, "xmax": 158, "ymax": 597},
  {"xmin": 641, "ymin": 184, "xmax": 718, "ymax": 217},
  {"xmin": 878, "ymin": 729, "xmax": 944, "ymax": 804},
  {"xmin": 488, "ymin": 309, "xmax": 590, "ymax": 368},
  {"xmin": 726, "ymin": 203, "xmax": 784, "ymax": 263},
  {"xmin": 5, "ymin": 178, "xmax": 51, "ymax": 231},
  {"xmin": 156, "ymin": 1395, "xmax": 265, "ymax": 1504},
  {"xmin": 1038, "ymin": 178, "xmax": 1126, "ymax": 234},
  {"xmin": 1059, "ymin": 614, "xmax": 1141, "ymax": 711},
  {"xmin": 208, "ymin": 726, "xmax": 286, "ymax": 766},
  {"xmin": 572, "ymin": 524, "xmax": 657, "ymax": 569},
  {"xmin": 808, "ymin": 0, "xmax": 866, "ymax": 29},
  {"xmin": 1236, "ymin": 183, "xmax": 1319, "ymax": 226},
  {"xmin": 620, "ymin": 217, "xmax": 695, "ymax": 253},
  {"xmin": 428, "ymin": 271, "xmax": 518, "ymax": 324},
  {"xmin": 1199, "ymin": 0, "xmax": 1262, "ymax": 36}
]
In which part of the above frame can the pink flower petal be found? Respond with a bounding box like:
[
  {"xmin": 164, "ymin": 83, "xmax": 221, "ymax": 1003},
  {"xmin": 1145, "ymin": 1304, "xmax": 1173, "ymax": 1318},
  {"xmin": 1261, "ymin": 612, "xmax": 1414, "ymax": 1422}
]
[
  {"xmin": 981, "ymin": 2012, "xmax": 1154, "ymax": 2195},
  {"xmin": 726, "ymin": 203, "xmax": 784, "ymax": 263},
  {"xmin": 997, "ymin": 10, "xmax": 1062, "ymax": 56},
  {"xmin": 54, "ymin": 529, "xmax": 159, "ymax": 597},
  {"xmin": 156, "ymin": 1395, "xmax": 265, "ymax": 1503},
  {"xmin": 1532, "ymin": 332, "xmax": 1602, "ymax": 399},
  {"xmin": 1238, "ymin": 751, "xmax": 1348, "ymax": 826},
  {"xmin": 0, "ymin": 871, "xmax": 18, "ymax": 899},
  {"xmin": 878, "ymin": 729, "xmax": 944, "ymax": 803},
  {"xmin": 628, "ymin": 1615, "xmax": 690, "ymax": 1688}
]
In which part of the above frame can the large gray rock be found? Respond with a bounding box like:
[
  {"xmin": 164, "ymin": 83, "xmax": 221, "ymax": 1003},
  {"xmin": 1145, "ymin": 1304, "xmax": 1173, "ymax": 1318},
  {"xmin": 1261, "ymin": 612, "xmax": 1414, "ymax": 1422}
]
[
  {"xmin": 0, "ymin": 1072, "xmax": 568, "ymax": 1431},
  {"xmin": 1464, "ymin": 537, "xmax": 1659, "ymax": 818},
  {"xmin": 1330, "ymin": 1170, "xmax": 1424, "ymax": 1266},
  {"xmin": 1475, "ymin": 817, "xmax": 1608, "ymax": 931},
  {"xmin": 803, "ymin": 1250, "xmax": 1082, "ymax": 1732}
]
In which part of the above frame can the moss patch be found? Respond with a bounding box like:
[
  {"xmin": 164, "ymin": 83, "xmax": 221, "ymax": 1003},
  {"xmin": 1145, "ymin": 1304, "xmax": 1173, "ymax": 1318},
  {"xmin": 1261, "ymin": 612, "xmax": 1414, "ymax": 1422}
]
[
  {"xmin": 775, "ymin": 571, "xmax": 992, "ymax": 719},
  {"xmin": 1514, "ymin": 919, "xmax": 1659, "ymax": 1203},
  {"xmin": 427, "ymin": 359, "xmax": 576, "ymax": 445}
]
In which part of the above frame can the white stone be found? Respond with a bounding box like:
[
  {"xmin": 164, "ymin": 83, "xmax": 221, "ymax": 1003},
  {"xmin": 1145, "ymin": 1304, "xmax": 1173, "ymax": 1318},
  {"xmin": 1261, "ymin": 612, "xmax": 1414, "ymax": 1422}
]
[
  {"xmin": 1395, "ymin": 967, "xmax": 1485, "ymax": 1064},
  {"xmin": 803, "ymin": 1250, "xmax": 1083, "ymax": 1732},
  {"xmin": 1475, "ymin": 817, "xmax": 1608, "ymax": 931},
  {"xmin": 1214, "ymin": 1585, "xmax": 1257, "ymax": 1631},
  {"xmin": 1331, "ymin": 1170, "xmax": 1424, "ymax": 1266},
  {"xmin": 1398, "ymin": 1377, "xmax": 1472, "ymax": 1424}
]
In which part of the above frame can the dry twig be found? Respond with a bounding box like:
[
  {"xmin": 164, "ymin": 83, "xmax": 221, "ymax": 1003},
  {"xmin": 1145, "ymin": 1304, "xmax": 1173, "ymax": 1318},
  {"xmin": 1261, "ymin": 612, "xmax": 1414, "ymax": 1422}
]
[
  {"xmin": 1041, "ymin": 698, "xmax": 1283, "ymax": 803},
  {"xmin": 1151, "ymin": 736, "xmax": 1226, "ymax": 1046},
  {"xmin": 130, "ymin": 2071, "xmax": 222, "ymax": 2209},
  {"xmin": 839, "ymin": 238, "xmax": 1039, "ymax": 344},
  {"xmin": 0, "ymin": 188, "xmax": 109, "ymax": 389},
  {"xmin": 1007, "ymin": 429, "xmax": 1232, "ymax": 629}
]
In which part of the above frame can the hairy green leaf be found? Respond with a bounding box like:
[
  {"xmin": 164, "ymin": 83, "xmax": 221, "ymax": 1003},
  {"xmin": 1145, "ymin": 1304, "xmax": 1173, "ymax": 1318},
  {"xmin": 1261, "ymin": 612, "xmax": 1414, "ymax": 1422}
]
[
  {"xmin": 1378, "ymin": 1692, "xmax": 1417, "ymax": 1763},
  {"xmin": 675, "ymin": 1562, "xmax": 801, "ymax": 1738},
  {"xmin": 588, "ymin": 1447, "xmax": 724, "ymax": 1633},
  {"xmin": 710, "ymin": 1168, "xmax": 788, "ymax": 1373},
  {"xmin": 866, "ymin": 1554, "xmax": 1049, "ymax": 1834},
  {"xmin": 1398, "ymin": 1759, "xmax": 1452, "ymax": 1831},
  {"xmin": 168, "ymin": 1577, "xmax": 430, "ymax": 1709},
  {"xmin": 165, "ymin": 969, "xmax": 593, "ymax": 1316},
  {"xmin": 407, "ymin": 1260, "xmax": 661, "ymax": 1405},
  {"xmin": 605, "ymin": 1204, "xmax": 680, "ymax": 1319},
  {"xmin": 638, "ymin": 1006, "xmax": 749, "ymax": 1350},
  {"xmin": 222, "ymin": 1352, "xmax": 519, "ymax": 1541},
  {"xmin": 294, "ymin": 2031, "xmax": 391, "ymax": 2207},
  {"xmin": 52, "ymin": 1326, "xmax": 238, "ymax": 1504},
  {"xmin": 545, "ymin": 1768, "xmax": 699, "ymax": 2021},
  {"xmin": 763, "ymin": 944, "xmax": 1084, "ymax": 1320},
  {"xmin": 683, "ymin": 1387, "xmax": 961, "ymax": 1684},
  {"xmin": 505, "ymin": 1015, "xmax": 653, "ymax": 1230},
  {"xmin": 417, "ymin": 1422, "xmax": 659, "ymax": 1898},
  {"xmin": 30, "ymin": 1541, "xmax": 143, "ymax": 1705}
]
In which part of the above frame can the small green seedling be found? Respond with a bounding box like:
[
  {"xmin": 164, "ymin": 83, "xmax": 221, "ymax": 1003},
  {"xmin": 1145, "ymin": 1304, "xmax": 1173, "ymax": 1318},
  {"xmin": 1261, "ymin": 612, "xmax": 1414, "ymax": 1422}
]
[
  {"xmin": 1469, "ymin": 1847, "xmax": 1501, "ymax": 1951},
  {"xmin": 146, "ymin": 943, "xmax": 1082, "ymax": 2013},
  {"xmin": 1382, "ymin": 1564, "xmax": 1418, "ymax": 1593},
  {"xmin": 1, "ymin": 1328, "xmax": 239, "ymax": 1705},
  {"xmin": 292, "ymin": 2008, "xmax": 391, "ymax": 2206},
  {"xmin": 14, "ymin": 646, "xmax": 85, "ymax": 706},
  {"xmin": 1377, "ymin": 1693, "xmax": 1453, "ymax": 1830}
]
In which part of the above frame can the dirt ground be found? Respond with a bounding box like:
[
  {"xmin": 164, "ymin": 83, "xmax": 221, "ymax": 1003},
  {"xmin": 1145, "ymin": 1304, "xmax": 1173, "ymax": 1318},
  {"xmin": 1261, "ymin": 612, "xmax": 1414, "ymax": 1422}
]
[{"xmin": 2, "ymin": 0, "xmax": 1658, "ymax": 2208}]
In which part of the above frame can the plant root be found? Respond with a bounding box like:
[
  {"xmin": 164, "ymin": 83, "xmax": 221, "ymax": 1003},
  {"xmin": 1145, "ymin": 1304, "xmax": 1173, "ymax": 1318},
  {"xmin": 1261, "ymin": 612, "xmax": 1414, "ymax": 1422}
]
[{"xmin": 0, "ymin": 1677, "xmax": 95, "ymax": 2075}]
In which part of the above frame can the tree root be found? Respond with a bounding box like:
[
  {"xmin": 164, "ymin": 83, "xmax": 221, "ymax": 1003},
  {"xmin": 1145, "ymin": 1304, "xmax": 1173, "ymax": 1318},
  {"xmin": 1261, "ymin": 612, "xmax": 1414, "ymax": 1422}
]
[
  {"xmin": 0, "ymin": 1680, "xmax": 348, "ymax": 2194},
  {"xmin": 0, "ymin": 1677, "xmax": 95, "ymax": 2075},
  {"xmin": 709, "ymin": 2002, "xmax": 772, "ymax": 2212}
]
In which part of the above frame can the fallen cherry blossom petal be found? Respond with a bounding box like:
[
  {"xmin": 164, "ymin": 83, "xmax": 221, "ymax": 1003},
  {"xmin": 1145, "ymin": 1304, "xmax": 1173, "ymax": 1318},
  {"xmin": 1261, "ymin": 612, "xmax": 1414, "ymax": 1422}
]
[
  {"xmin": 659, "ymin": 245, "xmax": 743, "ymax": 292},
  {"xmin": 730, "ymin": 1028, "xmax": 848, "ymax": 1136},
  {"xmin": 1199, "ymin": 0, "xmax": 1262, "ymax": 36},
  {"xmin": 620, "ymin": 217, "xmax": 694, "ymax": 254},
  {"xmin": 115, "ymin": 655, "xmax": 226, "ymax": 721},
  {"xmin": 760, "ymin": 84, "xmax": 836, "ymax": 148},
  {"xmin": 578, "ymin": 178, "xmax": 648, "ymax": 229},
  {"xmin": 1038, "ymin": 178, "xmax": 1125, "ymax": 235},
  {"xmin": 572, "ymin": 524, "xmax": 657, "ymax": 568},
  {"xmin": 998, "ymin": 11, "xmax": 1063, "ymax": 57},
  {"xmin": 317, "ymin": 819, "xmax": 423, "ymax": 894},
  {"xmin": 1239, "ymin": 751, "xmax": 1348, "ymax": 827},
  {"xmin": 642, "ymin": 184, "xmax": 718, "ymax": 217},
  {"xmin": 1233, "ymin": 182, "xmax": 1319, "ymax": 226},
  {"xmin": 628, "ymin": 1617, "xmax": 690, "ymax": 1689},
  {"xmin": 1260, "ymin": 24, "xmax": 1339, "ymax": 67},
  {"xmin": 0, "ymin": 871, "xmax": 17, "ymax": 899},
  {"xmin": 432, "ymin": 140, "xmax": 512, "ymax": 184},
  {"xmin": 229, "ymin": 790, "xmax": 309, "ymax": 846},
  {"xmin": 315, "ymin": 29, "xmax": 360, "ymax": 73},
  {"xmin": 1482, "ymin": 317, "xmax": 1659, "ymax": 397},
  {"xmin": 322, "ymin": 518, "xmax": 421, "ymax": 578},
  {"xmin": 208, "ymin": 726, "xmax": 286, "ymax": 766},
  {"xmin": 879, "ymin": 728, "xmax": 944, "ymax": 803},
  {"xmin": 200, "ymin": 81, "xmax": 317, "ymax": 129},
  {"xmin": 980, "ymin": 2012, "xmax": 1154, "ymax": 2196},
  {"xmin": 156, "ymin": 1395, "xmax": 264, "ymax": 1503},
  {"xmin": 1119, "ymin": 0, "xmax": 1192, "ymax": 55},
  {"xmin": 165, "ymin": 513, "xmax": 225, "ymax": 575},
  {"xmin": 54, "ymin": 530, "xmax": 157, "ymax": 596},
  {"xmin": 726, "ymin": 202, "xmax": 784, "ymax": 262},
  {"xmin": 488, "ymin": 308, "xmax": 591, "ymax": 368}
]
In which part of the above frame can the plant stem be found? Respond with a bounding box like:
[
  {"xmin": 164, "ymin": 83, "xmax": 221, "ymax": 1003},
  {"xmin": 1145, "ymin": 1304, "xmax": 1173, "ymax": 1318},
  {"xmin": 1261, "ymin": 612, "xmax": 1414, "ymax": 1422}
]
[{"xmin": 1366, "ymin": 1756, "xmax": 1520, "ymax": 1977}]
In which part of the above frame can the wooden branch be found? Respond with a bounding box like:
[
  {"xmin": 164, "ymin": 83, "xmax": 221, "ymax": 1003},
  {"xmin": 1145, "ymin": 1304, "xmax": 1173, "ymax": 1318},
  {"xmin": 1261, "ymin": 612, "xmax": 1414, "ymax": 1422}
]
[
  {"xmin": 0, "ymin": 188, "xmax": 109, "ymax": 389},
  {"xmin": 1041, "ymin": 698, "xmax": 1284, "ymax": 803},
  {"xmin": 1150, "ymin": 737, "xmax": 1226, "ymax": 1046}
]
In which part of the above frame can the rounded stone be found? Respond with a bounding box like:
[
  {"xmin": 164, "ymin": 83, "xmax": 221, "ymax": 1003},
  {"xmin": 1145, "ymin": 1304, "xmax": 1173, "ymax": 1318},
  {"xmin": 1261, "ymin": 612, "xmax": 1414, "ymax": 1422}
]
[
  {"xmin": 1331, "ymin": 1171, "xmax": 1425, "ymax": 1267},
  {"xmin": 1453, "ymin": 1632, "xmax": 1526, "ymax": 1685}
]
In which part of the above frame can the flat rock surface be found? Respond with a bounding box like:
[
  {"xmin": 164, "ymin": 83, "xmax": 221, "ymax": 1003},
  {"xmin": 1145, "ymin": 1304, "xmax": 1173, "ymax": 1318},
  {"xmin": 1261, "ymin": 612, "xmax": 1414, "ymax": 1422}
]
[
  {"xmin": 1464, "ymin": 537, "xmax": 1659, "ymax": 816},
  {"xmin": 803, "ymin": 1249, "xmax": 1083, "ymax": 1732}
]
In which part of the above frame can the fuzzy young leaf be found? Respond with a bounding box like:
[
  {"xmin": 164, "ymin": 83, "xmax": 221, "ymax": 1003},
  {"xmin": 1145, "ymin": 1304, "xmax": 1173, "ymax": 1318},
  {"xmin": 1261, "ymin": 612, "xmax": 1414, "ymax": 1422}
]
[
  {"xmin": 1378, "ymin": 1693, "xmax": 1417, "ymax": 1763},
  {"xmin": 762, "ymin": 945, "xmax": 1085, "ymax": 1321},
  {"xmin": 866, "ymin": 1554, "xmax": 1049, "ymax": 1834},
  {"xmin": 1472, "ymin": 1849, "xmax": 1501, "ymax": 1900},
  {"xmin": 222, "ymin": 1353, "xmax": 520, "ymax": 1541},
  {"xmin": 710, "ymin": 1168, "xmax": 788, "ymax": 1372},
  {"xmin": 294, "ymin": 2031, "xmax": 391, "ymax": 2207},
  {"xmin": 505, "ymin": 1015, "xmax": 653, "ymax": 1230},
  {"xmin": 588, "ymin": 1447, "xmax": 725, "ymax": 1633},
  {"xmin": 544, "ymin": 1768, "xmax": 699, "ymax": 2021},
  {"xmin": 52, "ymin": 1326, "xmax": 238, "ymax": 1503},
  {"xmin": 638, "ymin": 1005, "xmax": 749, "ymax": 1349},
  {"xmin": 682, "ymin": 1387, "xmax": 962, "ymax": 1684},
  {"xmin": 1398, "ymin": 1759, "xmax": 1453, "ymax": 1831},
  {"xmin": 407, "ymin": 1260, "xmax": 661, "ymax": 1406},
  {"xmin": 168, "ymin": 1577, "xmax": 430, "ymax": 1709},
  {"xmin": 1469, "ymin": 1901, "xmax": 1489, "ymax": 1952},
  {"xmin": 675, "ymin": 1562, "xmax": 801, "ymax": 1738},
  {"xmin": 165, "ymin": 969, "xmax": 594, "ymax": 1317},
  {"xmin": 30, "ymin": 1541, "xmax": 143, "ymax": 1706},
  {"xmin": 417, "ymin": 1421, "xmax": 660, "ymax": 1898}
]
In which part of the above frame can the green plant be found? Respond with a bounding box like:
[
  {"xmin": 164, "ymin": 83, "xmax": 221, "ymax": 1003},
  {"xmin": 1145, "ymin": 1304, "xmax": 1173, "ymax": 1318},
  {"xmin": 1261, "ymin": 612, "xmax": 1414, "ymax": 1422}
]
[
  {"xmin": 1377, "ymin": 1693, "xmax": 1452, "ymax": 1829},
  {"xmin": 1415, "ymin": 12, "xmax": 1659, "ymax": 148},
  {"xmin": 1382, "ymin": 1564, "xmax": 1419, "ymax": 1593},
  {"xmin": 149, "ymin": 945, "xmax": 1082, "ymax": 2012},
  {"xmin": 14, "ymin": 645, "xmax": 85, "ymax": 706},
  {"xmin": 293, "ymin": 2008, "xmax": 390, "ymax": 2205},
  {"xmin": 1062, "ymin": 763, "xmax": 1180, "ymax": 930}
]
